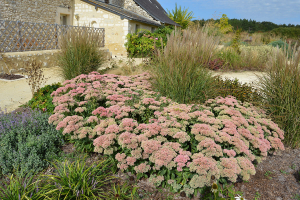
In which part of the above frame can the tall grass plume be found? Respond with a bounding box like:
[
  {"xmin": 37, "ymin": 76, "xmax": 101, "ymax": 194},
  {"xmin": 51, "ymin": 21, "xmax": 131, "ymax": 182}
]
[
  {"xmin": 257, "ymin": 42, "xmax": 300, "ymax": 148},
  {"xmin": 149, "ymin": 25, "xmax": 221, "ymax": 104}
]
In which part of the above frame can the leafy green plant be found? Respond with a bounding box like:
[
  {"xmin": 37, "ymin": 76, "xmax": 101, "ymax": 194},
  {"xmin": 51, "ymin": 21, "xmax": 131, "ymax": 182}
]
[
  {"xmin": 0, "ymin": 109, "xmax": 64, "ymax": 177},
  {"xmin": 270, "ymin": 27, "xmax": 300, "ymax": 39},
  {"xmin": 254, "ymin": 191, "xmax": 261, "ymax": 200},
  {"xmin": 58, "ymin": 29, "xmax": 105, "ymax": 80},
  {"xmin": 264, "ymin": 171, "xmax": 272, "ymax": 179},
  {"xmin": 24, "ymin": 82, "xmax": 62, "ymax": 113},
  {"xmin": 108, "ymin": 182, "xmax": 138, "ymax": 200},
  {"xmin": 167, "ymin": 3, "xmax": 194, "ymax": 29},
  {"xmin": 125, "ymin": 26, "xmax": 173, "ymax": 58},
  {"xmin": 0, "ymin": 172, "xmax": 46, "ymax": 200},
  {"xmin": 256, "ymin": 42, "xmax": 300, "ymax": 148},
  {"xmin": 280, "ymin": 170, "xmax": 288, "ymax": 174},
  {"xmin": 149, "ymin": 24, "xmax": 221, "ymax": 104},
  {"xmin": 214, "ymin": 14, "xmax": 234, "ymax": 34},
  {"xmin": 41, "ymin": 156, "xmax": 115, "ymax": 199},
  {"xmin": 231, "ymin": 28, "xmax": 242, "ymax": 54},
  {"xmin": 213, "ymin": 77, "xmax": 262, "ymax": 105}
]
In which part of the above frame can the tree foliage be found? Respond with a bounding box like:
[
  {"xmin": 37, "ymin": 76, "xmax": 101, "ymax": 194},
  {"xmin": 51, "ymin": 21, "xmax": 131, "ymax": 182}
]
[
  {"xmin": 167, "ymin": 3, "xmax": 194, "ymax": 29},
  {"xmin": 214, "ymin": 14, "xmax": 233, "ymax": 34}
]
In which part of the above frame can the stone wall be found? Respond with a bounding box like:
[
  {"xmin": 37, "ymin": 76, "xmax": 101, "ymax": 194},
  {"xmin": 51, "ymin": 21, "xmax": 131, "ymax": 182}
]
[
  {"xmin": 124, "ymin": 0, "xmax": 158, "ymax": 23},
  {"xmin": 0, "ymin": 0, "xmax": 74, "ymax": 24},
  {"xmin": 0, "ymin": 50, "xmax": 60, "ymax": 74},
  {"xmin": 0, "ymin": 48, "xmax": 111, "ymax": 74}
]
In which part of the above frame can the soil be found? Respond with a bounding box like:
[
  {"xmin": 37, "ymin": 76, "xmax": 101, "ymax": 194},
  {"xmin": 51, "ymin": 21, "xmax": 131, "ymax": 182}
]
[{"xmin": 0, "ymin": 73, "xmax": 24, "ymax": 80}]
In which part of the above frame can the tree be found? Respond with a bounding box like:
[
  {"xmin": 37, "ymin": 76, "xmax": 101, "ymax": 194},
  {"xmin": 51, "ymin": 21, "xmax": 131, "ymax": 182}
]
[
  {"xmin": 167, "ymin": 3, "xmax": 194, "ymax": 29},
  {"xmin": 214, "ymin": 14, "xmax": 233, "ymax": 34}
]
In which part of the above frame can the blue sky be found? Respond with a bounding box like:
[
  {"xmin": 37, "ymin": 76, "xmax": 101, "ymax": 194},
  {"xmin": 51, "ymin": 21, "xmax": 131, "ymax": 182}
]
[{"xmin": 159, "ymin": 0, "xmax": 300, "ymax": 25}]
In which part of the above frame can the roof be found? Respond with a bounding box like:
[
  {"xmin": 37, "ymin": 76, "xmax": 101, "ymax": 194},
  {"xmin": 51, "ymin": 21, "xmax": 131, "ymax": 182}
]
[
  {"xmin": 81, "ymin": 0, "xmax": 161, "ymax": 26},
  {"xmin": 132, "ymin": 0, "xmax": 179, "ymax": 26}
]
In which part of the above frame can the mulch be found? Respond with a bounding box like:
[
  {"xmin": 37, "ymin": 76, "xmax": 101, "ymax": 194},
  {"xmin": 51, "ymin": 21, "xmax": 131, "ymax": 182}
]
[{"xmin": 0, "ymin": 73, "xmax": 24, "ymax": 80}]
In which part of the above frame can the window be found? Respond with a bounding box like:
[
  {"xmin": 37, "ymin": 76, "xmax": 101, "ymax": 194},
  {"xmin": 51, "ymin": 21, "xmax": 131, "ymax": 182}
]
[
  {"xmin": 151, "ymin": 27, "xmax": 156, "ymax": 33},
  {"xmin": 135, "ymin": 24, "xmax": 140, "ymax": 33},
  {"xmin": 60, "ymin": 14, "xmax": 69, "ymax": 25}
]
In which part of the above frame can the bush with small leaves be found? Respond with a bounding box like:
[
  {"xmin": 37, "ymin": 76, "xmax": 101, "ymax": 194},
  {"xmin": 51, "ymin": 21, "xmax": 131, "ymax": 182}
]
[
  {"xmin": 0, "ymin": 108, "xmax": 65, "ymax": 177},
  {"xmin": 24, "ymin": 82, "xmax": 62, "ymax": 113}
]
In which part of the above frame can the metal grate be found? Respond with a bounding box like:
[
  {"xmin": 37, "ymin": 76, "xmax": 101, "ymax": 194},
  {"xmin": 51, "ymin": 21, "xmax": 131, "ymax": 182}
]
[{"xmin": 0, "ymin": 20, "xmax": 105, "ymax": 53}]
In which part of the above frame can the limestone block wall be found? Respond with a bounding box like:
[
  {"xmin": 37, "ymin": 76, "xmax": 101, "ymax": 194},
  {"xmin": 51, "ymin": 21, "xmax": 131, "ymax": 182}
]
[
  {"xmin": 129, "ymin": 21, "xmax": 157, "ymax": 34},
  {"xmin": 0, "ymin": 48, "xmax": 111, "ymax": 74},
  {"xmin": 0, "ymin": 50, "xmax": 60, "ymax": 74},
  {"xmin": 74, "ymin": 0, "xmax": 129, "ymax": 57},
  {"xmin": 0, "ymin": 0, "xmax": 74, "ymax": 25}
]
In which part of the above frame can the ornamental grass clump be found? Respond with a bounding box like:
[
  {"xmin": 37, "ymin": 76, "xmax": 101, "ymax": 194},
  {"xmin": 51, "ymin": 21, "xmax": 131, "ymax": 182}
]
[
  {"xmin": 149, "ymin": 24, "xmax": 221, "ymax": 104},
  {"xmin": 257, "ymin": 42, "xmax": 300, "ymax": 148},
  {"xmin": 49, "ymin": 72, "xmax": 285, "ymax": 197},
  {"xmin": 58, "ymin": 29, "xmax": 105, "ymax": 80}
]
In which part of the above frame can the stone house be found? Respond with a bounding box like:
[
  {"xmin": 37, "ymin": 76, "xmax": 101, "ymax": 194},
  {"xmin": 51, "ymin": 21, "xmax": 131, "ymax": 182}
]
[
  {"xmin": 0, "ymin": 0, "xmax": 74, "ymax": 25},
  {"xmin": 74, "ymin": 0, "xmax": 178, "ymax": 57},
  {"xmin": 0, "ymin": 0, "xmax": 177, "ymax": 57}
]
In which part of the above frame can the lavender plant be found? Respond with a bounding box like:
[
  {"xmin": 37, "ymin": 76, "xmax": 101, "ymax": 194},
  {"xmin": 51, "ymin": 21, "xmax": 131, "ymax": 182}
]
[
  {"xmin": 0, "ymin": 108, "xmax": 64, "ymax": 177},
  {"xmin": 49, "ymin": 72, "xmax": 285, "ymax": 197}
]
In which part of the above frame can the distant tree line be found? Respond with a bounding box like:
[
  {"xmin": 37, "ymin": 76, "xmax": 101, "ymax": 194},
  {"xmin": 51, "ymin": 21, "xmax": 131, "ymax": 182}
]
[{"xmin": 193, "ymin": 18, "xmax": 300, "ymax": 33}]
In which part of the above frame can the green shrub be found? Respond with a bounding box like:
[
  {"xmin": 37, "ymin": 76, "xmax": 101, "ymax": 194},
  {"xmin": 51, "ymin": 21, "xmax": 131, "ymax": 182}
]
[
  {"xmin": 125, "ymin": 26, "xmax": 174, "ymax": 58},
  {"xmin": 257, "ymin": 43, "xmax": 300, "ymax": 148},
  {"xmin": 231, "ymin": 28, "xmax": 242, "ymax": 54},
  {"xmin": 268, "ymin": 40, "xmax": 289, "ymax": 50},
  {"xmin": 58, "ymin": 29, "xmax": 105, "ymax": 80},
  {"xmin": 215, "ymin": 47, "xmax": 243, "ymax": 71},
  {"xmin": 216, "ymin": 45, "xmax": 276, "ymax": 71},
  {"xmin": 213, "ymin": 76, "xmax": 262, "ymax": 105},
  {"xmin": 0, "ymin": 108, "xmax": 64, "ymax": 177},
  {"xmin": 270, "ymin": 27, "xmax": 300, "ymax": 39},
  {"xmin": 149, "ymin": 25, "xmax": 221, "ymax": 104},
  {"xmin": 24, "ymin": 82, "xmax": 62, "ymax": 113},
  {"xmin": 224, "ymin": 40, "xmax": 248, "ymax": 47}
]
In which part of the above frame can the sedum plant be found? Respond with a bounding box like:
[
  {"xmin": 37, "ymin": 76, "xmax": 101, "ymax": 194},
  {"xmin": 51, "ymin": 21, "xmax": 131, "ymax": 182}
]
[{"xmin": 49, "ymin": 72, "xmax": 285, "ymax": 197}]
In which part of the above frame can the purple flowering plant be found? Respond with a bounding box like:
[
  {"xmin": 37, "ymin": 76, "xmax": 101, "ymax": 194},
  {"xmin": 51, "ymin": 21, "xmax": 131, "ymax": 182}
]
[{"xmin": 49, "ymin": 71, "xmax": 285, "ymax": 197}]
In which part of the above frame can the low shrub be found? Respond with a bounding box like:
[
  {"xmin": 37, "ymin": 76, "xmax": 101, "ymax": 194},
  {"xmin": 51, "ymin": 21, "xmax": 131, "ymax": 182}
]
[
  {"xmin": 125, "ymin": 26, "xmax": 174, "ymax": 57},
  {"xmin": 257, "ymin": 43, "xmax": 300, "ymax": 148},
  {"xmin": 49, "ymin": 72, "xmax": 285, "ymax": 197},
  {"xmin": 216, "ymin": 45, "xmax": 276, "ymax": 71},
  {"xmin": 57, "ymin": 29, "xmax": 106, "ymax": 80},
  {"xmin": 0, "ymin": 108, "xmax": 65, "ymax": 177},
  {"xmin": 213, "ymin": 77, "xmax": 262, "ymax": 105},
  {"xmin": 24, "ymin": 82, "xmax": 62, "ymax": 113},
  {"xmin": 270, "ymin": 27, "xmax": 300, "ymax": 39},
  {"xmin": 268, "ymin": 40, "xmax": 289, "ymax": 50}
]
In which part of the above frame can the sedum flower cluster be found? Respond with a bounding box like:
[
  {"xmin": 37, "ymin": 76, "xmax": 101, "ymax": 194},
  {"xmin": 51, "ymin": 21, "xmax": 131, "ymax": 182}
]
[{"xmin": 49, "ymin": 72, "xmax": 285, "ymax": 196}]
